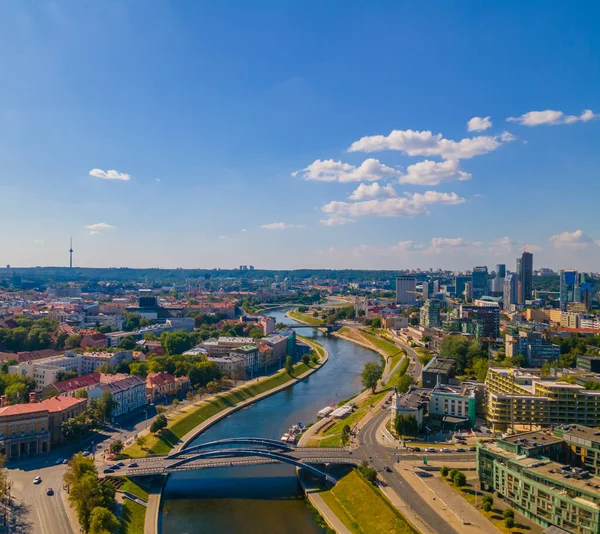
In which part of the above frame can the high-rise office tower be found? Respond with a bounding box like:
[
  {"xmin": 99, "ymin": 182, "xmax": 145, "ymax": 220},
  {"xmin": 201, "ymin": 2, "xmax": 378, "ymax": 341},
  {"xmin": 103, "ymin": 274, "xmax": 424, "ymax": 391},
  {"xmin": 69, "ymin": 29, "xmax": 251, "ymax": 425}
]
[
  {"xmin": 455, "ymin": 276, "xmax": 470, "ymax": 298},
  {"xmin": 504, "ymin": 272, "xmax": 519, "ymax": 310},
  {"xmin": 559, "ymin": 270, "xmax": 578, "ymax": 311},
  {"xmin": 422, "ymin": 281, "xmax": 430, "ymax": 300},
  {"xmin": 471, "ymin": 266, "xmax": 489, "ymax": 299},
  {"xmin": 517, "ymin": 252, "xmax": 533, "ymax": 303},
  {"xmin": 396, "ymin": 276, "xmax": 417, "ymax": 305},
  {"xmin": 432, "ymin": 279, "xmax": 440, "ymax": 293},
  {"xmin": 492, "ymin": 264, "xmax": 506, "ymax": 294}
]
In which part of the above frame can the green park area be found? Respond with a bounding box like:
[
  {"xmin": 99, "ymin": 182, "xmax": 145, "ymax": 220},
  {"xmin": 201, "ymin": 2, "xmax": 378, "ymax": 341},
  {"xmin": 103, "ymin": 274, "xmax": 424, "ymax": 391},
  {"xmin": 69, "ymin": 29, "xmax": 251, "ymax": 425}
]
[
  {"xmin": 117, "ymin": 477, "xmax": 151, "ymax": 534},
  {"xmin": 288, "ymin": 309, "xmax": 324, "ymax": 325},
  {"xmin": 123, "ymin": 358, "xmax": 316, "ymax": 457},
  {"xmin": 319, "ymin": 470, "xmax": 418, "ymax": 534}
]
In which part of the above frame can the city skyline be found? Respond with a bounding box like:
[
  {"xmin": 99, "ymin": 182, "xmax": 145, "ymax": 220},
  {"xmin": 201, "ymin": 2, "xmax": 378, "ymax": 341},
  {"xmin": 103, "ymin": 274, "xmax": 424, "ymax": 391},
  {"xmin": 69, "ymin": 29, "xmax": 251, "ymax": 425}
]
[{"xmin": 1, "ymin": 2, "xmax": 600, "ymax": 270}]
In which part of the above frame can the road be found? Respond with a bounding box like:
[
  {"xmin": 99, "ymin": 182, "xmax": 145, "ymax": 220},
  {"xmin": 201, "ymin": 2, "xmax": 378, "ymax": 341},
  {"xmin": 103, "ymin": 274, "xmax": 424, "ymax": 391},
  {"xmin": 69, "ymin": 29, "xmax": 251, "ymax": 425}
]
[
  {"xmin": 356, "ymin": 403, "xmax": 461, "ymax": 534},
  {"xmin": 7, "ymin": 406, "xmax": 160, "ymax": 534}
]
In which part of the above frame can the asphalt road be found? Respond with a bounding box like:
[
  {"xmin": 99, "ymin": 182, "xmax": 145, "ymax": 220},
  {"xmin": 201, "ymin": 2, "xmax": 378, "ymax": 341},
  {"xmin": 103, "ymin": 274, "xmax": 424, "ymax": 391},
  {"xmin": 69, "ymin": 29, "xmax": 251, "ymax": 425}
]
[{"xmin": 357, "ymin": 407, "xmax": 460, "ymax": 534}]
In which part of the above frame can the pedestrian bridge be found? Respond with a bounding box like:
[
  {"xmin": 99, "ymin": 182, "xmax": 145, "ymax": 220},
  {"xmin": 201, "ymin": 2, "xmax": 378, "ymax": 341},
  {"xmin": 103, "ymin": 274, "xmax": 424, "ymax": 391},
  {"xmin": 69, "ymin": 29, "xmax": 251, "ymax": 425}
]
[{"xmin": 117, "ymin": 437, "xmax": 358, "ymax": 484}]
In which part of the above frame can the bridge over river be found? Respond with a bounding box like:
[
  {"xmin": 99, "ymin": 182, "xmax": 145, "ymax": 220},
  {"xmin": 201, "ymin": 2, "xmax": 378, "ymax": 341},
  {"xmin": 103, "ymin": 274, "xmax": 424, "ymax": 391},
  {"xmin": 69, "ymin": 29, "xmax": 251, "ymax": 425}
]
[{"xmin": 114, "ymin": 438, "xmax": 357, "ymax": 484}]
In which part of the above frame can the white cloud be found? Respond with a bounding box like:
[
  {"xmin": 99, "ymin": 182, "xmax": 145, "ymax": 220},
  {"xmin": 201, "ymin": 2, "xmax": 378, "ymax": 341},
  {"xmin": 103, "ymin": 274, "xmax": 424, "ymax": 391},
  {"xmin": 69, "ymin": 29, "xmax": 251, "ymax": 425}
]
[
  {"xmin": 155, "ymin": 178, "xmax": 161, "ymax": 182},
  {"xmin": 400, "ymin": 159, "xmax": 471, "ymax": 186},
  {"xmin": 348, "ymin": 129, "xmax": 512, "ymax": 160},
  {"xmin": 85, "ymin": 222, "xmax": 116, "ymax": 235},
  {"xmin": 507, "ymin": 109, "xmax": 596, "ymax": 126},
  {"xmin": 349, "ymin": 183, "xmax": 397, "ymax": 201},
  {"xmin": 550, "ymin": 229, "xmax": 594, "ymax": 247},
  {"xmin": 293, "ymin": 158, "xmax": 401, "ymax": 182},
  {"xmin": 33, "ymin": 239, "xmax": 44, "ymax": 244},
  {"xmin": 241, "ymin": 228, "xmax": 247, "ymax": 232},
  {"xmin": 260, "ymin": 222, "xmax": 306, "ymax": 230},
  {"xmin": 320, "ymin": 190, "xmax": 465, "ymax": 225},
  {"xmin": 467, "ymin": 116, "xmax": 492, "ymax": 132},
  {"xmin": 89, "ymin": 169, "xmax": 131, "ymax": 181},
  {"xmin": 319, "ymin": 216, "xmax": 355, "ymax": 227},
  {"xmin": 218, "ymin": 236, "xmax": 227, "ymax": 240}
]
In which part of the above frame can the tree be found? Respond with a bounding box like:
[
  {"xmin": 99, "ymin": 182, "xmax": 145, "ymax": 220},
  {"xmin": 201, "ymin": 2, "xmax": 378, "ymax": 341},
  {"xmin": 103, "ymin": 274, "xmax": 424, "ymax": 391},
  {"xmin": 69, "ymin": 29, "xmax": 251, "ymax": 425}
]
[
  {"xmin": 136, "ymin": 435, "xmax": 147, "ymax": 449},
  {"xmin": 453, "ymin": 471, "xmax": 466, "ymax": 487},
  {"xmin": 89, "ymin": 506, "xmax": 120, "ymax": 534},
  {"xmin": 504, "ymin": 516, "xmax": 514, "ymax": 529},
  {"xmin": 76, "ymin": 389, "xmax": 89, "ymax": 399},
  {"xmin": 311, "ymin": 353, "xmax": 319, "ymax": 365},
  {"xmin": 285, "ymin": 355, "xmax": 294, "ymax": 375},
  {"xmin": 186, "ymin": 390, "xmax": 194, "ymax": 402},
  {"xmin": 357, "ymin": 461, "xmax": 377, "ymax": 484},
  {"xmin": 150, "ymin": 414, "xmax": 167, "ymax": 434},
  {"xmin": 473, "ymin": 358, "xmax": 489, "ymax": 381},
  {"xmin": 302, "ymin": 354, "xmax": 310, "ymax": 365},
  {"xmin": 56, "ymin": 370, "xmax": 78, "ymax": 382},
  {"xmin": 482, "ymin": 495, "xmax": 493, "ymax": 508},
  {"xmin": 206, "ymin": 380, "xmax": 220, "ymax": 394},
  {"xmin": 117, "ymin": 335, "xmax": 137, "ymax": 350},
  {"xmin": 65, "ymin": 334, "xmax": 82, "ymax": 349},
  {"xmin": 395, "ymin": 414, "xmax": 419, "ymax": 436},
  {"xmin": 129, "ymin": 361, "xmax": 149, "ymax": 378},
  {"xmin": 109, "ymin": 440, "xmax": 123, "ymax": 455},
  {"xmin": 341, "ymin": 424, "xmax": 351, "ymax": 446},
  {"xmin": 482, "ymin": 501, "xmax": 492, "ymax": 512},
  {"xmin": 396, "ymin": 374, "xmax": 414, "ymax": 394},
  {"xmin": 503, "ymin": 508, "xmax": 514, "ymax": 520},
  {"xmin": 5, "ymin": 382, "xmax": 28, "ymax": 404},
  {"xmin": 448, "ymin": 468, "xmax": 459, "ymax": 481},
  {"xmin": 172, "ymin": 399, "xmax": 179, "ymax": 409},
  {"xmin": 69, "ymin": 473, "xmax": 105, "ymax": 531},
  {"xmin": 100, "ymin": 391, "xmax": 115, "ymax": 421},
  {"xmin": 161, "ymin": 330, "xmax": 193, "ymax": 356},
  {"xmin": 188, "ymin": 361, "xmax": 222, "ymax": 389},
  {"xmin": 361, "ymin": 362, "xmax": 383, "ymax": 393},
  {"xmin": 440, "ymin": 465, "xmax": 449, "ymax": 477}
]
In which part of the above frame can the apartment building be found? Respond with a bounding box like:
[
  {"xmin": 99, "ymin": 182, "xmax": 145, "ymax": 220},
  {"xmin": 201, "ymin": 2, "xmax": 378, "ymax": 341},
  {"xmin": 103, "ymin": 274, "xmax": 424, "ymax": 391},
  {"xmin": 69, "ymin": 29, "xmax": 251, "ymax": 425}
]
[
  {"xmin": 478, "ymin": 430, "xmax": 600, "ymax": 534},
  {"xmin": 429, "ymin": 383, "xmax": 477, "ymax": 428},
  {"xmin": 486, "ymin": 367, "xmax": 600, "ymax": 430},
  {"xmin": 145, "ymin": 372, "xmax": 190, "ymax": 401},
  {"xmin": 505, "ymin": 329, "xmax": 560, "ymax": 367},
  {"xmin": 88, "ymin": 374, "xmax": 146, "ymax": 418}
]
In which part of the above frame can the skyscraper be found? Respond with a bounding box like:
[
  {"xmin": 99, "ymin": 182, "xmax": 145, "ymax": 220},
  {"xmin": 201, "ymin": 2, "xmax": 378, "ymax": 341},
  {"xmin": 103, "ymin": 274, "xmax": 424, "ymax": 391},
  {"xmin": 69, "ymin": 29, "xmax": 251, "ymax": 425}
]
[
  {"xmin": 422, "ymin": 281, "xmax": 430, "ymax": 300},
  {"xmin": 560, "ymin": 270, "xmax": 578, "ymax": 311},
  {"xmin": 395, "ymin": 276, "xmax": 417, "ymax": 305},
  {"xmin": 471, "ymin": 266, "xmax": 489, "ymax": 299},
  {"xmin": 518, "ymin": 251, "xmax": 533, "ymax": 303},
  {"xmin": 420, "ymin": 298, "xmax": 442, "ymax": 328},
  {"xmin": 492, "ymin": 264, "xmax": 506, "ymax": 294},
  {"xmin": 504, "ymin": 272, "xmax": 519, "ymax": 310}
]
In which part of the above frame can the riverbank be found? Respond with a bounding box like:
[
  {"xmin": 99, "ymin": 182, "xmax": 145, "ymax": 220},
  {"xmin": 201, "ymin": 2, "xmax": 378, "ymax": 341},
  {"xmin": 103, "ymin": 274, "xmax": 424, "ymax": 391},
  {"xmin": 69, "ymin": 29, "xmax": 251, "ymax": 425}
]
[
  {"xmin": 123, "ymin": 337, "xmax": 329, "ymax": 534},
  {"xmin": 287, "ymin": 309, "xmax": 325, "ymax": 325}
]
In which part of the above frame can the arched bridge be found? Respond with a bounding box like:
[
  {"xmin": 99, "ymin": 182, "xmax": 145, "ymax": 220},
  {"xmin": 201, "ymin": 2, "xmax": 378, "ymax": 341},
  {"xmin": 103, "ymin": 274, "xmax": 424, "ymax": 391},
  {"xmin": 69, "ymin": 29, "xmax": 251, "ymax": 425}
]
[
  {"xmin": 281, "ymin": 324, "xmax": 340, "ymax": 332},
  {"xmin": 116, "ymin": 437, "xmax": 357, "ymax": 483}
]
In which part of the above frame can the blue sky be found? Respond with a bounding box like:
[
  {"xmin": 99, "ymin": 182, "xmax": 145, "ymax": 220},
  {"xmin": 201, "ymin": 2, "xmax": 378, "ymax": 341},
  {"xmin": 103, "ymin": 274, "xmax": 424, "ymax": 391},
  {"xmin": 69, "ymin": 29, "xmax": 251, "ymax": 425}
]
[{"xmin": 1, "ymin": 1, "xmax": 600, "ymax": 271}]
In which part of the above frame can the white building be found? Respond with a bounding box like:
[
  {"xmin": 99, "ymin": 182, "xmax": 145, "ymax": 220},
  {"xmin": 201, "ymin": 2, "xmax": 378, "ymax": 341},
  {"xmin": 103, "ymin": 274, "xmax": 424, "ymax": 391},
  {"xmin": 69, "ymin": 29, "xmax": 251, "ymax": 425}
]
[{"xmin": 88, "ymin": 375, "xmax": 146, "ymax": 419}]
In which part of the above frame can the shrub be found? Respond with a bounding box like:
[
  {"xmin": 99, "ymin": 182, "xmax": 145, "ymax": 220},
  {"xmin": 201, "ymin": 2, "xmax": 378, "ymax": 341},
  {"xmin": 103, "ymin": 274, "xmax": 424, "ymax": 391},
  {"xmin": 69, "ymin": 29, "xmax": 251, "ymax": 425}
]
[
  {"xmin": 504, "ymin": 517, "xmax": 515, "ymax": 529},
  {"xmin": 440, "ymin": 465, "xmax": 449, "ymax": 477}
]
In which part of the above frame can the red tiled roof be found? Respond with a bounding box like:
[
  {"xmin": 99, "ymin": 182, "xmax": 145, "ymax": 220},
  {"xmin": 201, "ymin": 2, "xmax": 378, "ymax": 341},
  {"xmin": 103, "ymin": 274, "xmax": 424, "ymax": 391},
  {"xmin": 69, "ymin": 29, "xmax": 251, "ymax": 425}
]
[
  {"xmin": 53, "ymin": 373, "xmax": 102, "ymax": 393},
  {"xmin": 40, "ymin": 396, "xmax": 87, "ymax": 413},
  {"xmin": 0, "ymin": 403, "xmax": 48, "ymax": 417}
]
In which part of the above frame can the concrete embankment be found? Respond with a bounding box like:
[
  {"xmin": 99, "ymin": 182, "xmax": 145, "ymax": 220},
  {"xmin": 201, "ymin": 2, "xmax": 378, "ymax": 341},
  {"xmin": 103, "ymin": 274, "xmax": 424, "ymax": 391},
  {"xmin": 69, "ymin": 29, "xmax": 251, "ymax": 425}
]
[{"xmin": 148, "ymin": 337, "xmax": 329, "ymax": 534}]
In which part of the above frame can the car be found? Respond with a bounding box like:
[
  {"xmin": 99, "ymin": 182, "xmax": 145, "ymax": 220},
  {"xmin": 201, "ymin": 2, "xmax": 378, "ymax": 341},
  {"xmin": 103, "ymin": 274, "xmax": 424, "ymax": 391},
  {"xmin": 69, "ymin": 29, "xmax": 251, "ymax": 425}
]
[
  {"xmin": 114, "ymin": 461, "xmax": 125, "ymax": 467},
  {"xmin": 456, "ymin": 448, "xmax": 466, "ymax": 452},
  {"xmin": 425, "ymin": 448, "xmax": 436, "ymax": 453},
  {"xmin": 62, "ymin": 459, "xmax": 68, "ymax": 464},
  {"xmin": 82, "ymin": 451, "xmax": 90, "ymax": 457},
  {"xmin": 111, "ymin": 464, "xmax": 121, "ymax": 470},
  {"xmin": 33, "ymin": 476, "xmax": 42, "ymax": 484},
  {"xmin": 469, "ymin": 446, "xmax": 477, "ymax": 452},
  {"xmin": 54, "ymin": 458, "xmax": 63, "ymax": 465},
  {"xmin": 440, "ymin": 448, "xmax": 450, "ymax": 453},
  {"xmin": 103, "ymin": 468, "xmax": 115, "ymax": 474},
  {"xmin": 127, "ymin": 462, "xmax": 139, "ymax": 468},
  {"xmin": 384, "ymin": 466, "xmax": 392, "ymax": 472},
  {"xmin": 412, "ymin": 447, "xmax": 421, "ymax": 452},
  {"xmin": 46, "ymin": 488, "xmax": 54, "ymax": 496}
]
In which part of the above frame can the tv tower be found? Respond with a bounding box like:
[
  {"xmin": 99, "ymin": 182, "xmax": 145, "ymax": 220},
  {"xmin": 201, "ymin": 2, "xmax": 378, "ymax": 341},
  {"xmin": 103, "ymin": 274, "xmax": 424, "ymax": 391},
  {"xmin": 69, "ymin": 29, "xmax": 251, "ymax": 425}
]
[{"xmin": 69, "ymin": 237, "xmax": 73, "ymax": 268}]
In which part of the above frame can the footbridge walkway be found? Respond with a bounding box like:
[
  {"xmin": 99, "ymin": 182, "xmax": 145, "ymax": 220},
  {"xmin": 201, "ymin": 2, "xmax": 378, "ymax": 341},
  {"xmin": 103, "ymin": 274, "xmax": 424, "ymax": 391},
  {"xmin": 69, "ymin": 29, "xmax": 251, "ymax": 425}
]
[{"xmin": 115, "ymin": 437, "xmax": 357, "ymax": 484}]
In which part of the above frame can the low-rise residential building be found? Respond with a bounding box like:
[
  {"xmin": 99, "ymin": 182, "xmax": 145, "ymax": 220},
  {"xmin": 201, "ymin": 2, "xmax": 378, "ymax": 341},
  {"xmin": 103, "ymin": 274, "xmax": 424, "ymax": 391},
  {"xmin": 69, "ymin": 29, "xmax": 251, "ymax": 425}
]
[
  {"xmin": 230, "ymin": 344, "xmax": 259, "ymax": 373},
  {"xmin": 207, "ymin": 355, "xmax": 246, "ymax": 377},
  {"xmin": 145, "ymin": 372, "xmax": 190, "ymax": 401},
  {"xmin": 88, "ymin": 374, "xmax": 146, "ymax": 418}
]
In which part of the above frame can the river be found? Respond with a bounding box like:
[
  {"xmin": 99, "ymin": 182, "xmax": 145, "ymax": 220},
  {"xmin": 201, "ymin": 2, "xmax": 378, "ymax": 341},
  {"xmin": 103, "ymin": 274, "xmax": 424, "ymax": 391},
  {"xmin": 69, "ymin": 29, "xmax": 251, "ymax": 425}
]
[{"xmin": 160, "ymin": 307, "xmax": 379, "ymax": 534}]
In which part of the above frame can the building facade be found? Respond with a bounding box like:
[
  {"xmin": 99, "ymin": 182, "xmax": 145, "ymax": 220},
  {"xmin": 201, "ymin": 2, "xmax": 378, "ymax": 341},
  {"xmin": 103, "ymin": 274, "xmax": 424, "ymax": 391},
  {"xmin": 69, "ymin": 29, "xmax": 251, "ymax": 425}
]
[
  {"xmin": 395, "ymin": 276, "xmax": 417, "ymax": 305},
  {"xmin": 420, "ymin": 299, "xmax": 442, "ymax": 328}
]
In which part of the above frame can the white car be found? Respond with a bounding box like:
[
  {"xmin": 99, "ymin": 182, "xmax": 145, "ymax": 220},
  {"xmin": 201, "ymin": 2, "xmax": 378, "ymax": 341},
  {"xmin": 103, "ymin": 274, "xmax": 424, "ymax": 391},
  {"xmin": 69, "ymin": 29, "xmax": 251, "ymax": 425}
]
[{"xmin": 33, "ymin": 476, "xmax": 42, "ymax": 485}]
